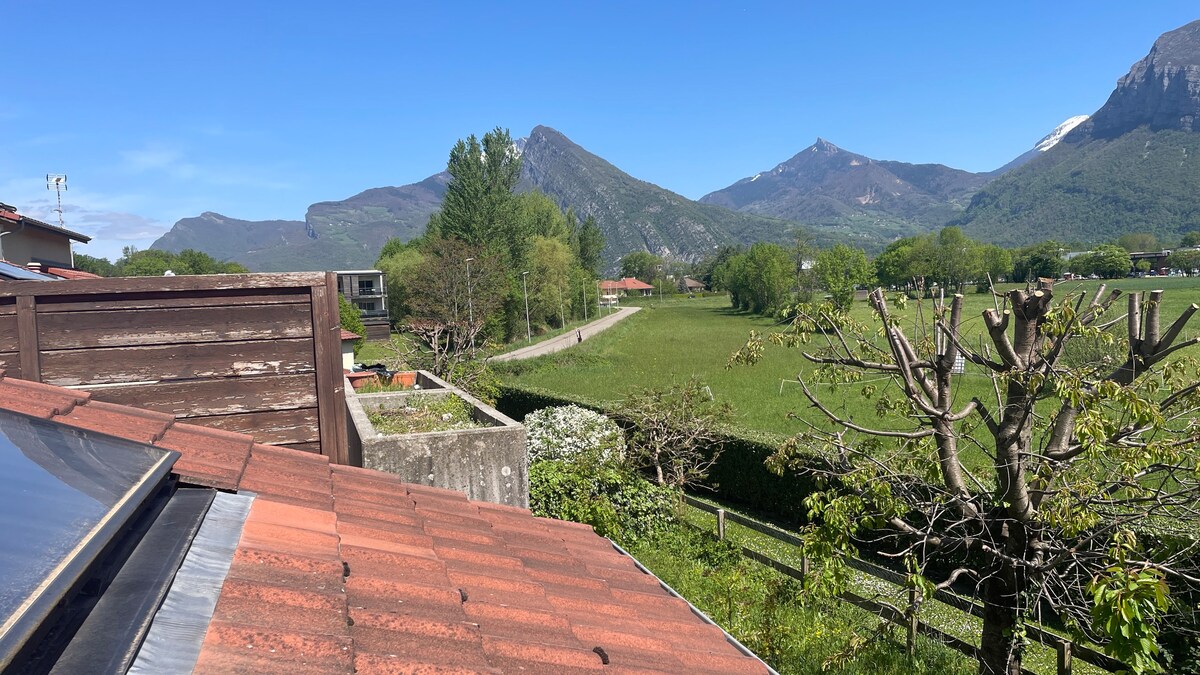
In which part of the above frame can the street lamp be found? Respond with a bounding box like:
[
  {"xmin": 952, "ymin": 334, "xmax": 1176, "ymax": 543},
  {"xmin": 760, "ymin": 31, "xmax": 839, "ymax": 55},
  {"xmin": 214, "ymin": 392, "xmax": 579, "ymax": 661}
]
[
  {"xmin": 521, "ymin": 271, "xmax": 532, "ymax": 344},
  {"xmin": 465, "ymin": 257, "xmax": 475, "ymax": 355},
  {"xmin": 656, "ymin": 265, "xmax": 663, "ymax": 303}
]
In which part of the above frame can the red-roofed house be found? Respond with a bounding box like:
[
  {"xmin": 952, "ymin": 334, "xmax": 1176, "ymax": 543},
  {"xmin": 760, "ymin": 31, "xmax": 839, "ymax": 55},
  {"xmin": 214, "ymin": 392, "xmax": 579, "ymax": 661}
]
[
  {"xmin": 599, "ymin": 277, "xmax": 655, "ymax": 298},
  {"xmin": 0, "ymin": 372, "xmax": 772, "ymax": 674}
]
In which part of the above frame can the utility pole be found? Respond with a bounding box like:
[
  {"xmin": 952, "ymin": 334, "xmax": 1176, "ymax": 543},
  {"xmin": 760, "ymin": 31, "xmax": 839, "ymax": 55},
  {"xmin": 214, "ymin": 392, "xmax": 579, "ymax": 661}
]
[
  {"xmin": 657, "ymin": 265, "xmax": 663, "ymax": 303},
  {"xmin": 465, "ymin": 257, "xmax": 475, "ymax": 355},
  {"xmin": 521, "ymin": 271, "xmax": 532, "ymax": 344}
]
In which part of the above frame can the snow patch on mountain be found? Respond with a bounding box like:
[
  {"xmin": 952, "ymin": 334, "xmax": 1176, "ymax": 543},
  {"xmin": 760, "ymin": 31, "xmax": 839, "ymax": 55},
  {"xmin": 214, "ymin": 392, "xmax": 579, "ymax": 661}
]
[{"xmin": 1034, "ymin": 115, "xmax": 1089, "ymax": 152}]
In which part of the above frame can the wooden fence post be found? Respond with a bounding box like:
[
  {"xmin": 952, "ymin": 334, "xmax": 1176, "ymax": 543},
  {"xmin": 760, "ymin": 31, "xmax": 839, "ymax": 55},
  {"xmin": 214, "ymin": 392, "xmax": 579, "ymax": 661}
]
[
  {"xmin": 1056, "ymin": 640, "xmax": 1072, "ymax": 675},
  {"xmin": 906, "ymin": 587, "xmax": 919, "ymax": 656},
  {"xmin": 16, "ymin": 295, "xmax": 40, "ymax": 382},
  {"xmin": 716, "ymin": 509, "xmax": 726, "ymax": 540}
]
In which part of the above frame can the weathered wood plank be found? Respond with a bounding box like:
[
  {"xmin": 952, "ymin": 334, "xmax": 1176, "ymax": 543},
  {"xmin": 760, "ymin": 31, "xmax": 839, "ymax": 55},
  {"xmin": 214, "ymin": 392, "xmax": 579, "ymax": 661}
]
[
  {"xmin": 39, "ymin": 289, "xmax": 309, "ymax": 313},
  {"xmin": 41, "ymin": 338, "xmax": 316, "ymax": 386},
  {"xmin": 16, "ymin": 296, "xmax": 40, "ymax": 381},
  {"xmin": 0, "ymin": 301, "xmax": 16, "ymax": 316},
  {"xmin": 0, "ymin": 353, "xmax": 21, "ymax": 379},
  {"xmin": 278, "ymin": 441, "xmax": 322, "ymax": 454},
  {"xmin": 86, "ymin": 373, "xmax": 317, "ymax": 417},
  {"xmin": 0, "ymin": 315, "xmax": 18, "ymax": 353},
  {"xmin": 0, "ymin": 272, "xmax": 327, "ymax": 298},
  {"xmin": 38, "ymin": 304, "xmax": 313, "ymax": 349},
  {"xmin": 187, "ymin": 408, "xmax": 319, "ymax": 445},
  {"xmin": 312, "ymin": 274, "xmax": 348, "ymax": 464}
]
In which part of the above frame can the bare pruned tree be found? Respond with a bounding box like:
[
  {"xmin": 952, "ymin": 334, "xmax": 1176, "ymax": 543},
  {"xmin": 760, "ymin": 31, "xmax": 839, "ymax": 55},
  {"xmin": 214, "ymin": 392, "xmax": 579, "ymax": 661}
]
[
  {"xmin": 402, "ymin": 239, "xmax": 505, "ymax": 383},
  {"xmin": 732, "ymin": 281, "xmax": 1200, "ymax": 674}
]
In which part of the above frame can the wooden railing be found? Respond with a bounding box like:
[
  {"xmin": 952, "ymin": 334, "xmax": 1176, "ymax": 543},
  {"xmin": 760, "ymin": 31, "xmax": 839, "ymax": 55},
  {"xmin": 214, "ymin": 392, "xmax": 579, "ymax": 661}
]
[
  {"xmin": 0, "ymin": 272, "xmax": 348, "ymax": 463},
  {"xmin": 684, "ymin": 495, "xmax": 1125, "ymax": 675}
]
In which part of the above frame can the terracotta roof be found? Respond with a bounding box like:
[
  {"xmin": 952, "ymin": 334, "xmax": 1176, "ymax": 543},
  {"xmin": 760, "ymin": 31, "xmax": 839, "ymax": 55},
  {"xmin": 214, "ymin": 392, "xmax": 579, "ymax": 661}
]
[
  {"xmin": 340, "ymin": 328, "xmax": 362, "ymax": 341},
  {"xmin": 0, "ymin": 372, "xmax": 768, "ymax": 674},
  {"xmin": 600, "ymin": 278, "xmax": 655, "ymax": 291},
  {"xmin": 44, "ymin": 266, "xmax": 103, "ymax": 280}
]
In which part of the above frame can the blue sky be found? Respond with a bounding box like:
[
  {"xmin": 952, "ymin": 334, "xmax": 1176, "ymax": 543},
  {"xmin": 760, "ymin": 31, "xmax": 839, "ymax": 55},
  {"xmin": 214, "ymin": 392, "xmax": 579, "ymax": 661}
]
[{"xmin": 2, "ymin": 2, "xmax": 1197, "ymax": 261}]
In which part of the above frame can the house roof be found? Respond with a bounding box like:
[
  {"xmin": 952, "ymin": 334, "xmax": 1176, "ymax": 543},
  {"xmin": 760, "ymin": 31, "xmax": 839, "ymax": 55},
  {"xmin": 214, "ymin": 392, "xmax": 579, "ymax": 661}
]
[
  {"xmin": 43, "ymin": 266, "xmax": 103, "ymax": 280},
  {"xmin": 339, "ymin": 328, "xmax": 362, "ymax": 341},
  {"xmin": 600, "ymin": 278, "xmax": 655, "ymax": 291},
  {"xmin": 0, "ymin": 204, "xmax": 91, "ymax": 243},
  {"xmin": 0, "ymin": 372, "xmax": 769, "ymax": 674},
  {"xmin": 682, "ymin": 277, "xmax": 705, "ymax": 289}
]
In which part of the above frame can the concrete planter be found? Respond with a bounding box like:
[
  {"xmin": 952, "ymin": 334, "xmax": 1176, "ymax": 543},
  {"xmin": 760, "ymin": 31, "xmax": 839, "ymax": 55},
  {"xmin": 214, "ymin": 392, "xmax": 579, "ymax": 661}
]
[{"xmin": 345, "ymin": 370, "xmax": 528, "ymax": 508}]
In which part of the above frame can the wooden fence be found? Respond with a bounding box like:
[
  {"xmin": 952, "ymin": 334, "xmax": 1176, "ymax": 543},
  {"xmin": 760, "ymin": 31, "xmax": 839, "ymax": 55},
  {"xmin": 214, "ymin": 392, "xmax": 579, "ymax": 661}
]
[
  {"xmin": 685, "ymin": 495, "xmax": 1125, "ymax": 675},
  {"xmin": 0, "ymin": 272, "xmax": 348, "ymax": 463}
]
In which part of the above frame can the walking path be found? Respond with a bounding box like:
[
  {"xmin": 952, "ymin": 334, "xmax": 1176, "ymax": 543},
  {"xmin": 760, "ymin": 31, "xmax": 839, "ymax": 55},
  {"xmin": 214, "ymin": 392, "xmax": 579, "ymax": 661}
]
[{"xmin": 489, "ymin": 306, "xmax": 641, "ymax": 362}]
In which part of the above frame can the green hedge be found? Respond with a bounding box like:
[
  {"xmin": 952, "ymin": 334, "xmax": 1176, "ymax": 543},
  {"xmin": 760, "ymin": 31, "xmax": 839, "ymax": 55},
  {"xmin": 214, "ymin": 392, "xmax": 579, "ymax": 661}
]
[{"xmin": 496, "ymin": 383, "xmax": 822, "ymax": 522}]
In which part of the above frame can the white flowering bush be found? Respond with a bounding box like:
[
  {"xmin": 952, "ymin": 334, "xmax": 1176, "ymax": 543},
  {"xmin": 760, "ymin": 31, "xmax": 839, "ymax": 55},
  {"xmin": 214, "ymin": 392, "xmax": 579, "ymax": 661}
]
[{"xmin": 525, "ymin": 405, "xmax": 625, "ymax": 464}]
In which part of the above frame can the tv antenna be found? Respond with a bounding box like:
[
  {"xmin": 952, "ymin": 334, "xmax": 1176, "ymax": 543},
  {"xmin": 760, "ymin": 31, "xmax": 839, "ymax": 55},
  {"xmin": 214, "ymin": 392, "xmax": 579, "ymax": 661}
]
[{"xmin": 46, "ymin": 174, "xmax": 67, "ymax": 228}]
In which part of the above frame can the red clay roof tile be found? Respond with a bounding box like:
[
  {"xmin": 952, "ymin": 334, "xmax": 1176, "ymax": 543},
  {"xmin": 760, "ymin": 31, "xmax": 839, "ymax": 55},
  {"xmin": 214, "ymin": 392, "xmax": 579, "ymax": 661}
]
[{"xmin": 0, "ymin": 371, "xmax": 771, "ymax": 674}]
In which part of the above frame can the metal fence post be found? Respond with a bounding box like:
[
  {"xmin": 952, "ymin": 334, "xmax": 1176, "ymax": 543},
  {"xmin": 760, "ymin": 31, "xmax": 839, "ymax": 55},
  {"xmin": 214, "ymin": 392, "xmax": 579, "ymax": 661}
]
[
  {"xmin": 716, "ymin": 509, "xmax": 726, "ymax": 540},
  {"xmin": 906, "ymin": 587, "xmax": 919, "ymax": 656},
  {"xmin": 1056, "ymin": 640, "xmax": 1072, "ymax": 675}
]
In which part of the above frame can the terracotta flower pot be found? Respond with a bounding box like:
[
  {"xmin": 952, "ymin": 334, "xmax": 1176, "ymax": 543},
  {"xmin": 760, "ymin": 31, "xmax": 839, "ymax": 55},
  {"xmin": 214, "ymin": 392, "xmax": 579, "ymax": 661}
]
[
  {"xmin": 392, "ymin": 371, "xmax": 417, "ymax": 388},
  {"xmin": 347, "ymin": 371, "xmax": 379, "ymax": 390}
]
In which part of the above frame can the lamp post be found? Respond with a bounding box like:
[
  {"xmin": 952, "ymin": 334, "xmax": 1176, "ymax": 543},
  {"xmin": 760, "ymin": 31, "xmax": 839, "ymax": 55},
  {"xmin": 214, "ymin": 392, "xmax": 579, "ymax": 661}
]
[
  {"xmin": 521, "ymin": 271, "xmax": 532, "ymax": 344},
  {"xmin": 464, "ymin": 257, "xmax": 475, "ymax": 355},
  {"xmin": 656, "ymin": 265, "xmax": 663, "ymax": 303}
]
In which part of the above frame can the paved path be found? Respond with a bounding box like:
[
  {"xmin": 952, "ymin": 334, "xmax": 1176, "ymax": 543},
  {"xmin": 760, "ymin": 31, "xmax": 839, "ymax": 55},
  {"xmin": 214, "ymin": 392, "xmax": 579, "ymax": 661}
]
[{"xmin": 489, "ymin": 306, "xmax": 641, "ymax": 362}]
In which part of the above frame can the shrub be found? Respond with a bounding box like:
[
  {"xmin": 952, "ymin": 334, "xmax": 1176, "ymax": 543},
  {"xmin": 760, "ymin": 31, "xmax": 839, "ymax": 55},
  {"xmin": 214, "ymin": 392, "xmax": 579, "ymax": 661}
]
[
  {"xmin": 529, "ymin": 459, "xmax": 675, "ymax": 542},
  {"xmin": 525, "ymin": 405, "xmax": 624, "ymax": 464}
]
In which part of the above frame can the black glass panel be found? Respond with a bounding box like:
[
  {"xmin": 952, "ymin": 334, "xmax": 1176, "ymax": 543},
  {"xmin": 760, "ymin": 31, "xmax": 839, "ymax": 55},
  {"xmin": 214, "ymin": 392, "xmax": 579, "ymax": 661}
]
[{"xmin": 0, "ymin": 409, "xmax": 176, "ymax": 664}]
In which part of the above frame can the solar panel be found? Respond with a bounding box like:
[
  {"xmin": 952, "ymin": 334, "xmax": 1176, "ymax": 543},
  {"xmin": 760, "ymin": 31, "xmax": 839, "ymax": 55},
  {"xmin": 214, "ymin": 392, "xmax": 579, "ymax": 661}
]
[
  {"xmin": 0, "ymin": 261, "xmax": 56, "ymax": 281},
  {"xmin": 0, "ymin": 410, "xmax": 177, "ymax": 666}
]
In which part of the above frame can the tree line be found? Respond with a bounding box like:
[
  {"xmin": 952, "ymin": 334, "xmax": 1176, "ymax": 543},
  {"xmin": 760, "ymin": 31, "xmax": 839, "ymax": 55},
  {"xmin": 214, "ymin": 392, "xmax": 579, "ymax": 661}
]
[{"xmin": 668, "ymin": 226, "xmax": 1200, "ymax": 317}]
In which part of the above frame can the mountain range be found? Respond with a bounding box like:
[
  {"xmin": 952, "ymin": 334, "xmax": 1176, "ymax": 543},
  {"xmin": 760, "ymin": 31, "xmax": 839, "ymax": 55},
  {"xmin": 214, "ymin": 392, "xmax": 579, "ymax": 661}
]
[{"xmin": 152, "ymin": 18, "xmax": 1200, "ymax": 270}]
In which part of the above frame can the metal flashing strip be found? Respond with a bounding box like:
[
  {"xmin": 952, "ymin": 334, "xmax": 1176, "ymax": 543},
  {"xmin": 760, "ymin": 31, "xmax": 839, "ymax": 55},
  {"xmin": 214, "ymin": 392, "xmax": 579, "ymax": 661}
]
[
  {"xmin": 608, "ymin": 539, "xmax": 781, "ymax": 675},
  {"xmin": 128, "ymin": 491, "xmax": 254, "ymax": 675},
  {"xmin": 50, "ymin": 488, "xmax": 215, "ymax": 674}
]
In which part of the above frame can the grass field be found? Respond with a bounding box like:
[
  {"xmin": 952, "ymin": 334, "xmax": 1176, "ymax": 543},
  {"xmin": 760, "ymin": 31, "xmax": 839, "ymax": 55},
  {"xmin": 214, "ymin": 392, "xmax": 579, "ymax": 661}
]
[{"xmin": 495, "ymin": 278, "xmax": 1200, "ymax": 444}]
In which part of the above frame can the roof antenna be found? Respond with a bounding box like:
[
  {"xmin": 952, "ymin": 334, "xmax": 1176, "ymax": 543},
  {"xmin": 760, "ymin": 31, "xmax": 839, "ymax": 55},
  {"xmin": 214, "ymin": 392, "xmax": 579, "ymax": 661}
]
[{"xmin": 46, "ymin": 174, "xmax": 67, "ymax": 228}]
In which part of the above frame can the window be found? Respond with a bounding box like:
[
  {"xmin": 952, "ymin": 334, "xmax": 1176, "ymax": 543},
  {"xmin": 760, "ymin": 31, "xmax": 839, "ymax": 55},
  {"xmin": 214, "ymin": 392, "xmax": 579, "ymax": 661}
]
[
  {"xmin": 357, "ymin": 302, "xmax": 376, "ymax": 312},
  {"xmin": 358, "ymin": 279, "xmax": 375, "ymax": 294}
]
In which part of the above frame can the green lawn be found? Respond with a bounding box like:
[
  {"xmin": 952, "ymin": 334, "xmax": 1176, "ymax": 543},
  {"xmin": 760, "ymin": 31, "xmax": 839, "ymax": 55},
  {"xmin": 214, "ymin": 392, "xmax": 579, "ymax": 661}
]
[{"xmin": 496, "ymin": 280, "xmax": 1200, "ymax": 443}]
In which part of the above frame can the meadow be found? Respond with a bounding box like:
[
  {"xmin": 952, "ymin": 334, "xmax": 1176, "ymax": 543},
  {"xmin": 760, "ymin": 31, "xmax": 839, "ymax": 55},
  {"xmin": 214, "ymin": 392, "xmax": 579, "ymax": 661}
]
[{"xmin": 494, "ymin": 277, "xmax": 1200, "ymax": 446}]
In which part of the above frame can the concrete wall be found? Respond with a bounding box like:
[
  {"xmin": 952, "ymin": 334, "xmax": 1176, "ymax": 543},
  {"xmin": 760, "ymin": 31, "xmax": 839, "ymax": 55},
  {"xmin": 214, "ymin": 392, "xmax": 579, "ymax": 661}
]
[
  {"xmin": 0, "ymin": 227, "xmax": 74, "ymax": 267},
  {"xmin": 345, "ymin": 371, "xmax": 528, "ymax": 507}
]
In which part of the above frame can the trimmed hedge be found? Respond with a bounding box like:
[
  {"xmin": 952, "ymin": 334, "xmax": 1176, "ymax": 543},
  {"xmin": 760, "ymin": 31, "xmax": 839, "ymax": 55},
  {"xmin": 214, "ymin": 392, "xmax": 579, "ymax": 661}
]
[{"xmin": 496, "ymin": 383, "xmax": 822, "ymax": 522}]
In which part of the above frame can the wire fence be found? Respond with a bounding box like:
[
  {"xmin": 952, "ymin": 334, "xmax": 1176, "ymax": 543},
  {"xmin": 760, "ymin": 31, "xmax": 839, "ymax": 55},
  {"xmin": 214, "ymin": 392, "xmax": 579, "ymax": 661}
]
[{"xmin": 682, "ymin": 495, "xmax": 1126, "ymax": 675}]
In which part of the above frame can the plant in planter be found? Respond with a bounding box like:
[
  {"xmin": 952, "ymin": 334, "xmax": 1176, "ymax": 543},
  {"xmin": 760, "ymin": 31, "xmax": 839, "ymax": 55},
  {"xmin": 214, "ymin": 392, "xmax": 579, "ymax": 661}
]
[{"xmin": 366, "ymin": 394, "xmax": 489, "ymax": 434}]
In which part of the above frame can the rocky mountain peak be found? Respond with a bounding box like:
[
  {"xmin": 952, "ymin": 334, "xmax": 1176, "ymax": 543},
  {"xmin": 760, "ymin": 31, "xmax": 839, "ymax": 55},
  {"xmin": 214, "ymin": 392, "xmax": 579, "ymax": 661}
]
[
  {"xmin": 811, "ymin": 138, "xmax": 841, "ymax": 153},
  {"xmin": 1069, "ymin": 19, "xmax": 1200, "ymax": 139}
]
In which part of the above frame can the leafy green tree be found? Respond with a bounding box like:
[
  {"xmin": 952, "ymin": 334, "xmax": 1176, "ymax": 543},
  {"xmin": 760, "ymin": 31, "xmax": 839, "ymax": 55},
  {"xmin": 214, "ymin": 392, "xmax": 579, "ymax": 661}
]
[
  {"xmin": 337, "ymin": 294, "xmax": 366, "ymax": 356},
  {"xmin": 514, "ymin": 191, "xmax": 570, "ymax": 241},
  {"xmin": 435, "ymin": 127, "xmax": 525, "ymax": 266},
  {"xmin": 1179, "ymin": 231, "xmax": 1200, "ymax": 248},
  {"xmin": 814, "ymin": 244, "xmax": 873, "ymax": 310},
  {"xmin": 619, "ymin": 250, "xmax": 661, "ymax": 283},
  {"xmin": 1071, "ymin": 244, "xmax": 1131, "ymax": 279},
  {"xmin": 743, "ymin": 242, "xmax": 794, "ymax": 314},
  {"xmin": 932, "ymin": 226, "xmax": 982, "ymax": 289},
  {"xmin": 112, "ymin": 247, "xmax": 247, "ymax": 276},
  {"xmin": 874, "ymin": 237, "xmax": 922, "ymax": 288},
  {"xmin": 978, "ymin": 244, "xmax": 1013, "ymax": 283},
  {"xmin": 732, "ymin": 285, "xmax": 1200, "ymax": 675},
  {"xmin": 572, "ymin": 215, "xmax": 605, "ymax": 277},
  {"xmin": 72, "ymin": 252, "xmax": 115, "ymax": 277},
  {"xmin": 375, "ymin": 245, "xmax": 424, "ymax": 322},
  {"xmin": 1167, "ymin": 248, "xmax": 1200, "ymax": 273},
  {"xmin": 528, "ymin": 236, "xmax": 573, "ymax": 328},
  {"xmin": 1011, "ymin": 241, "xmax": 1067, "ymax": 281},
  {"xmin": 1117, "ymin": 232, "xmax": 1159, "ymax": 252}
]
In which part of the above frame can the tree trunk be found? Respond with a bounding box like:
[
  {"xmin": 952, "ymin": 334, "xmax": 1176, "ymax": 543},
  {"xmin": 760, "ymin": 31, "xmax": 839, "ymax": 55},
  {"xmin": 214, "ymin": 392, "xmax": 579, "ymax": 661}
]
[{"xmin": 978, "ymin": 562, "xmax": 1023, "ymax": 675}]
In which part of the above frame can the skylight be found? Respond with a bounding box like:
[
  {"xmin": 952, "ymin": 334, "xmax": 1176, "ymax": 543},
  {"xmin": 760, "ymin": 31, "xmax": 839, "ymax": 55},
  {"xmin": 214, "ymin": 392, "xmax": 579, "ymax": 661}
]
[{"xmin": 0, "ymin": 410, "xmax": 177, "ymax": 667}]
